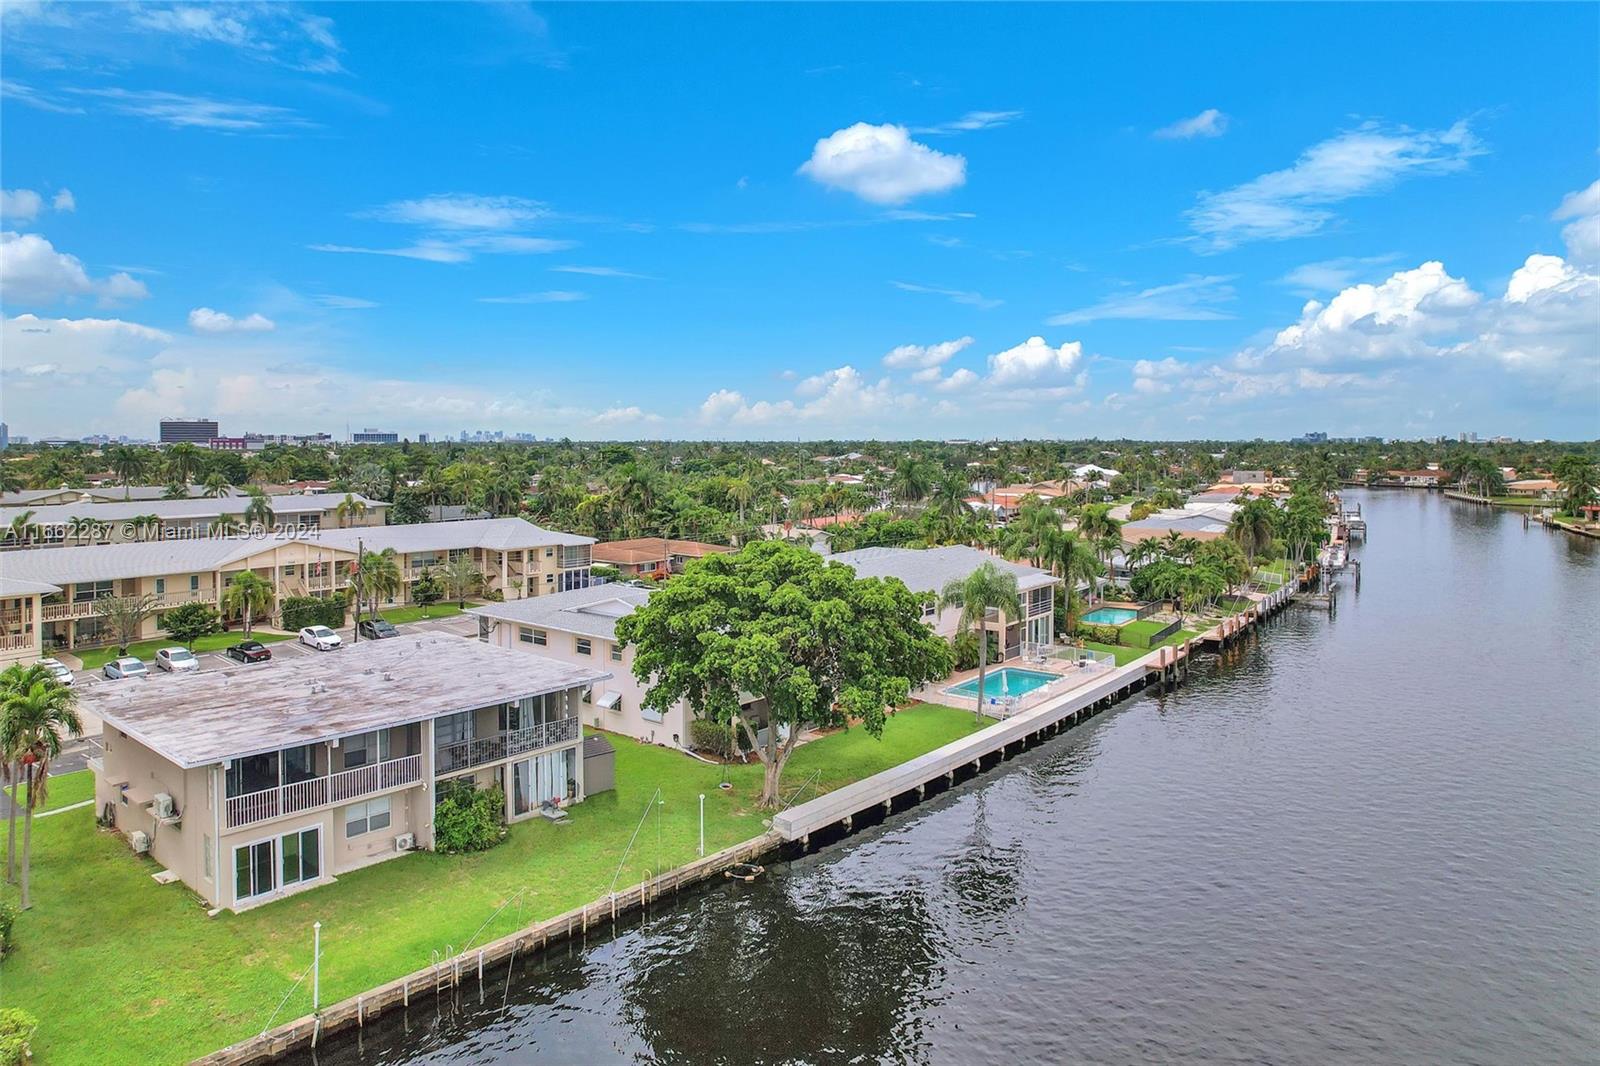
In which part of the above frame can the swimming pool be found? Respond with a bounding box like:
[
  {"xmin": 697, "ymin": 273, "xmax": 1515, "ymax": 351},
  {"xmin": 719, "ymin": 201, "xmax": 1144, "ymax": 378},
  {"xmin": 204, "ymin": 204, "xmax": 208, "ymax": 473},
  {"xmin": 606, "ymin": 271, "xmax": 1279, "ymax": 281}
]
[
  {"xmin": 1080, "ymin": 606, "xmax": 1138, "ymax": 626},
  {"xmin": 945, "ymin": 667, "xmax": 1059, "ymax": 701}
]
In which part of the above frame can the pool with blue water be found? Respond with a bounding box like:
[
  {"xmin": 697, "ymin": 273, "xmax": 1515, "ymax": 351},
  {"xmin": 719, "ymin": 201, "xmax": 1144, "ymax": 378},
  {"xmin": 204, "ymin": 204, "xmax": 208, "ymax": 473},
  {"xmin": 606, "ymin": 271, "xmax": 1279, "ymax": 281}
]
[{"xmin": 944, "ymin": 667, "xmax": 1059, "ymax": 701}]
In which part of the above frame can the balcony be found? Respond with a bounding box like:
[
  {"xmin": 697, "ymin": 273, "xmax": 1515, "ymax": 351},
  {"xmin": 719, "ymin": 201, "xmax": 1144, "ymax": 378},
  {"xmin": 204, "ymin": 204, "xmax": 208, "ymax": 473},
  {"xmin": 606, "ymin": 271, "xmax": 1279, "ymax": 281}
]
[
  {"xmin": 0, "ymin": 633, "xmax": 34, "ymax": 653},
  {"xmin": 435, "ymin": 717, "xmax": 580, "ymax": 775},
  {"xmin": 225, "ymin": 753, "xmax": 422, "ymax": 830},
  {"xmin": 40, "ymin": 589, "xmax": 216, "ymax": 624}
]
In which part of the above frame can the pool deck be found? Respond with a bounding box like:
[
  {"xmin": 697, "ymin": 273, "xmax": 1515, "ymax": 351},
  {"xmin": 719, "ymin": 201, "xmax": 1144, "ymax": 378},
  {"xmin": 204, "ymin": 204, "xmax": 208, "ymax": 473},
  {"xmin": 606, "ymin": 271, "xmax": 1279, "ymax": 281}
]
[{"xmin": 927, "ymin": 654, "xmax": 1114, "ymax": 718}]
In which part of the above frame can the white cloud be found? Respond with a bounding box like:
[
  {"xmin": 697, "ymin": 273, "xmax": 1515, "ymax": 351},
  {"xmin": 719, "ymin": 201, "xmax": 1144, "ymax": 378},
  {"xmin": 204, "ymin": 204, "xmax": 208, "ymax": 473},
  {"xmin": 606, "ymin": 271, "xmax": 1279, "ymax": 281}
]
[
  {"xmin": 1132, "ymin": 357, "xmax": 1186, "ymax": 394},
  {"xmin": 1187, "ymin": 120, "xmax": 1484, "ymax": 250},
  {"xmin": 1049, "ymin": 275, "xmax": 1236, "ymax": 325},
  {"xmin": 0, "ymin": 231, "xmax": 149, "ymax": 306},
  {"xmin": 367, "ymin": 194, "xmax": 547, "ymax": 230},
  {"xmin": 1553, "ymin": 179, "xmax": 1600, "ymax": 269},
  {"xmin": 52, "ymin": 188, "xmax": 75, "ymax": 212},
  {"xmin": 590, "ymin": 405, "xmax": 663, "ymax": 426},
  {"xmin": 891, "ymin": 280, "xmax": 1001, "ymax": 310},
  {"xmin": 3, "ymin": 314, "xmax": 171, "ymax": 377},
  {"xmin": 911, "ymin": 110, "xmax": 1023, "ymax": 135},
  {"xmin": 1263, "ymin": 261, "xmax": 1478, "ymax": 365},
  {"xmin": 699, "ymin": 366, "xmax": 908, "ymax": 427},
  {"xmin": 130, "ymin": 3, "xmax": 345, "ymax": 73},
  {"xmin": 883, "ymin": 336, "xmax": 974, "ymax": 370},
  {"xmin": 936, "ymin": 368, "xmax": 979, "ymax": 392},
  {"xmin": 67, "ymin": 88, "xmax": 314, "ymax": 132},
  {"xmin": 799, "ymin": 123, "xmax": 966, "ymax": 205},
  {"xmin": 311, "ymin": 235, "xmax": 574, "ymax": 263},
  {"xmin": 477, "ymin": 290, "xmax": 588, "ymax": 304},
  {"xmin": 551, "ymin": 265, "xmax": 655, "ymax": 279},
  {"xmin": 1277, "ymin": 255, "xmax": 1400, "ymax": 295},
  {"xmin": 188, "ymin": 307, "xmax": 275, "ymax": 333},
  {"xmin": 1154, "ymin": 108, "xmax": 1229, "ymax": 140},
  {"xmin": 986, "ymin": 336, "xmax": 1084, "ymax": 384},
  {"xmin": 0, "ymin": 189, "xmax": 44, "ymax": 222},
  {"xmin": 313, "ymin": 294, "xmax": 378, "ymax": 310}
]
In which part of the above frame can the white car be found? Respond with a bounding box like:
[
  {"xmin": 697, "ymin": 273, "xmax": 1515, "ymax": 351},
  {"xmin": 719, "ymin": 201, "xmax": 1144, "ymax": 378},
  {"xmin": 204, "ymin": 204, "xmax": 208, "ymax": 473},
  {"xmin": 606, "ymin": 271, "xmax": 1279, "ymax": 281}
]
[
  {"xmin": 299, "ymin": 625, "xmax": 343, "ymax": 651},
  {"xmin": 102, "ymin": 657, "xmax": 149, "ymax": 680},
  {"xmin": 36, "ymin": 658, "xmax": 74, "ymax": 686},
  {"xmin": 155, "ymin": 647, "xmax": 200, "ymax": 673}
]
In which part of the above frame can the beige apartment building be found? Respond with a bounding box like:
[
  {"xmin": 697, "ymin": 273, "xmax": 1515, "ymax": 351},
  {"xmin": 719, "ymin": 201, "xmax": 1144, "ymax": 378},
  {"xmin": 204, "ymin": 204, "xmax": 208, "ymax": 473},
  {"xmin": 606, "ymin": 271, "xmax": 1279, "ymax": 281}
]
[
  {"xmin": 469, "ymin": 586, "xmax": 696, "ymax": 747},
  {"xmin": 0, "ymin": 577, "xmax": 58, "ymax": 666},
  {"xmin": 87, "ymin": 637, "xmax": 608, "ymax": 911},
  {"xmin": 0, "ymin": 493, "xmax": 386, "ymax": 547},
  {"xmin": 1, "ymin": 517, "xmax": 596, "ymax": 652}
]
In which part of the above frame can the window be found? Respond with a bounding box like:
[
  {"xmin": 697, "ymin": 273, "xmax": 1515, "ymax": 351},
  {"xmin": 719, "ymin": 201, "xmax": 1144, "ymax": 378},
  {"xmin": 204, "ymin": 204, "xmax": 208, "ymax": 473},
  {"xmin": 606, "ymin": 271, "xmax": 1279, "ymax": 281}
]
[
  {"xmin": 155, "ymin": 578, "xmax": 166, "ymax": 595},
  {"xmin": 610, "ymin": 643, "xmax": 623, "ymax": 662},
  {"xmin": 73, "ymin": 580, "xmax": 113, "ymax": 603},
  {"xmin": 519, "ymin": 626, "xmax": 534, "ymax": 644},
  {"xmin": 545, "ymin": 573, "xmax": 554, "ymax": 585},
  {"xmin": 575, "ymin": 637, "xmax": 592, "ymax": 656},
  {"xmin": 921, "ymin": 600, "xmax": 937, "ymax": 619},
  {"xmin": 234, "ymin": 840, "xmax": 275, "ymax": 901},
  {"xmin": 280, "ymin": 827, "xmax": 321, "ymax": 885},
  {"xmin": 545, "ymin": 548, "xmax": 554, "ymax": 558},
  {"xmin": 344, "ymin": 798, "xmax": 392, "ymax": 838},
  {"xmin": 532, "ymin": 629, "xmax": 547, "ymax": 646},
  {"xmin": 190, "ymin": 575, "xmax": 200, "ymax": 592},
  {"xmin": 343, "ymin": 731, "xmax": 389, "ymax": 769}
]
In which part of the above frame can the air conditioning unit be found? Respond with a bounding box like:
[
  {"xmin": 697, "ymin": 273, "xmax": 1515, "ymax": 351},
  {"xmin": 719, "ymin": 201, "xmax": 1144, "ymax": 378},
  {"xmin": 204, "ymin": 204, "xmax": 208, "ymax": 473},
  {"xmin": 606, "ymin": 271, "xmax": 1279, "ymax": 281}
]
[
  {"xmin": 151, "ymin": 793, "xmax": 176, "ymax": 819},
  {"xmin": 394, "ymin": 833, "xmax": 415, "ymax": 852},
  {"xmin": 129, "ymin": 830, "xmax": 150, "ymax": 854}
]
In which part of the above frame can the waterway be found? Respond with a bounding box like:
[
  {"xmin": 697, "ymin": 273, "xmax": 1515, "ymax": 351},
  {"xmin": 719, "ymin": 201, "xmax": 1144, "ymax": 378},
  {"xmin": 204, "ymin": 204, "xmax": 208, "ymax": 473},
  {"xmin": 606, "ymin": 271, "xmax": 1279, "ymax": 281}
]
[{"xmin": 301, "ymin": 490, "xmax": 1599, "ymax": 1065}]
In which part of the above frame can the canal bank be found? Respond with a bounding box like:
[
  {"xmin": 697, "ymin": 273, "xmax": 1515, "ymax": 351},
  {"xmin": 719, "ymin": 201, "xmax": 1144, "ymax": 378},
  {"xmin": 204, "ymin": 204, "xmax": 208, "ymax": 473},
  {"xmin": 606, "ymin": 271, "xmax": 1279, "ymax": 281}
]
[{"xmin": 231, "ymin": 580, "xmax": 1303, "ymax": 1063}]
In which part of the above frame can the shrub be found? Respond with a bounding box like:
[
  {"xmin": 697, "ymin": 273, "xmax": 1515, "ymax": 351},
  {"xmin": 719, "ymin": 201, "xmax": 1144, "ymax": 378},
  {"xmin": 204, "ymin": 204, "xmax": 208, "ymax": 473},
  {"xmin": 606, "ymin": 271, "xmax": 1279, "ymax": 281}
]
[
  {"xmin": 950, "ymin": 629, "xmax": 1001, "ymax": 671},
  {"xmin": 161, "ymin": 601, "xmax": 219, "ymax": 647},
  {"xmin": 0, "ymin": 900, "xmax": 15, "ymax": 959},
  {"xmin": 689, "ymin": 718, "xmax": 733, "ymax": 758},
  {"xmin": 1074, "ymin": 623, "xmax": 1122, "ymax": 645},
  {"xmin": 0, "ymin": 1008, "xmax": 36, "ymax": 1066},
  {"xmin": 281, "ymin": 596, "xmax": 345, "ymax": 632},
  {"xmin": 433, "ymin": 784, "xmax": 506, "ymax": 854}
]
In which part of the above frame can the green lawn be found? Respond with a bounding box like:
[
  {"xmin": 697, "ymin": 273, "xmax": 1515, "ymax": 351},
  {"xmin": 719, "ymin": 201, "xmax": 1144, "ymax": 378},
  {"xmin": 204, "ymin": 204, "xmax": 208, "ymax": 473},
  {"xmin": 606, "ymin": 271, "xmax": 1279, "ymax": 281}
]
[
  {"xmin": 0, "ymin": 703, "xmax": 979, "ymax": 1066},
  {"xmin": 1080, "ymin": 628, "xmax": 1201, "ymax": 667},
  {"xmin": 4, "ymin": 770, "xmax": 95, "ymax": 813},
  {"xmin": 370, "ymin": 601, "xmax": 480, "ymax": 625},
  {"xmin": 74, "ymin": 631, "xmax": 292, "ymax": 671}
]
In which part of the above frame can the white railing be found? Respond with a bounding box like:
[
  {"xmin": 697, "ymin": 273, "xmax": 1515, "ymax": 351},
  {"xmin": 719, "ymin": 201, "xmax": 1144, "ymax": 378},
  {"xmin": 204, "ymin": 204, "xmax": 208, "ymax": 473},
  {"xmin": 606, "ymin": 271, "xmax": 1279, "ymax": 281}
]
[
  {"xmin": 435, "ymin": 717, "xmax": 580, "ymax": 775},
  {"xmin": 225, "ymin": 753, "xmax": 422, "ymax": 829},
  {"xmin": 0, "ymin": 633, "xmax": 33, "ymax": 652}
]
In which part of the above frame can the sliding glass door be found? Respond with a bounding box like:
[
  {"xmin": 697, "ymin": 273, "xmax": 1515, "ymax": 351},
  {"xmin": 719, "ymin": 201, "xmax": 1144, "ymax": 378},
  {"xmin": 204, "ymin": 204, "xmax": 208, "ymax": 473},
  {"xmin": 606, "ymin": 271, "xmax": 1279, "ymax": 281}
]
[{"xmin": 233, "ymin": 826, "xmax": 323, "ymax": 905}]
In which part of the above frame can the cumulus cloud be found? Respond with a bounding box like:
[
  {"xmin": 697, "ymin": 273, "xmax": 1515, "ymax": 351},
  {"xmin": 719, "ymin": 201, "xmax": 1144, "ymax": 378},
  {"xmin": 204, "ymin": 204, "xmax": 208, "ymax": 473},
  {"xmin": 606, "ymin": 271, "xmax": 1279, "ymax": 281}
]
[
  {"xmin": 1260, "ymin": 261, "xmax": 1479, "ymax": 365},
  {"xmin": 882, "ymin": 336, "xmax": 974, "ymax": 370},
  {"xmin": 799, "ymin": 123, "xmax": 966, "ymax": 205},
  {"xmin": 590, "ymin": 405, "xmax": 663, "ymax": 426},
  {"xmin": 0, "ymin": 189, "xmax": 44, "ymax": 222},
  {"xmin": 1187, "ymin": 120, "xmax": 1484, "ymax": 250},
  {"xmin": 1553, "ymin": 179, "xmax": 1600, "ymax": 269},
  {"xmin": 699, "ymin": 366, "xmax": 908, "ymax": 427},
  {"xmin": 986, "ymin": 336, "xmax": 1085, "ymax": 384},
  {"xmin": 1049, "ymin": 275, "xmax": 1236, "ymax": 325},
  {"xmin": 936, "ymin": 367, "xmax": 979, "ymax": 392},
  {"xmin": 0, "ymin": 231, "xmax": 149, "ymax": 305},
  {"xmin": 3, "ymin": 314, "xmax": 171, "ymax": 377},
  {"xmin": 188, "ymin": 307, "xmax": 275, "ymax": 333},
  {"xmin": 1154, "ymin": 108, "xmax": 1229, "ymax": 140},
  {"xmin": 1132, "ymin": 357, "xmax": 1186, "ymax": 394}
]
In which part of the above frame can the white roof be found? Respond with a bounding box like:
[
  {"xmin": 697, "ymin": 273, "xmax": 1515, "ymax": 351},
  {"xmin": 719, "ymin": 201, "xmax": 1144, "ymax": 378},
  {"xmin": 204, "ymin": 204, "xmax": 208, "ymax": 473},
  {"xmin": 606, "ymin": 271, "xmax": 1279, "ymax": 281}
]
[
  {"xmin": 0, "ymin": 493, "xmax": 385, "ymax": 526},
  {"xmin": 828, "ymin": 545, "xmax": 1058, "ymax": 594},
  {"xmin": 0, "ymin": 539, "xmax": 278, "ymax": 584},
  {"xmin": 314, "ymin": 517, "xmax": 593, "ymax": 554},
  {"xmin": 0, "ymin": 577, "xmax": 62, "ymax": 597},
  {"xmin": 85, "ymin": 636, "xmax": 610, "ymax": 768},
  {"xmin": 0, "ymin": 485, "xmax": 238, "ymax": 506},
  {"xmin": 469, "ymin": 583, "xmax": 652, "ymax": 641}
]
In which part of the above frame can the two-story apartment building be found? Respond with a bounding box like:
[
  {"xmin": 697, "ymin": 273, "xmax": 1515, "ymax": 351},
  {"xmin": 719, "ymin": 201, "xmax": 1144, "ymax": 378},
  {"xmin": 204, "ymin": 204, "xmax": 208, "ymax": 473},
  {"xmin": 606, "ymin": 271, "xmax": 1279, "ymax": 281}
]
[
  {"xmin": 0, "ymin": 493, "xmax": 386, "ymax": 546},
  {"xmin": 0, "ymin": 577, "xmax": 59, "ymax": 666},
  {"xmin": 590, "ymin": 537, "xmax": 732, "ymax": 579},
  {"xmin": 827, "ymin": 545, "xmax": 1061, "ymax": 657},
  {"xmin": 87, "ymin": 637, "xmax": 608, "ymax": 911},
  {"xmin": 1, "ymin": 518, "xmax": 596, "ymax": 652},
  {"xmin": 469, "ymin": 586, "xmax": 695, "ymax": 747}
]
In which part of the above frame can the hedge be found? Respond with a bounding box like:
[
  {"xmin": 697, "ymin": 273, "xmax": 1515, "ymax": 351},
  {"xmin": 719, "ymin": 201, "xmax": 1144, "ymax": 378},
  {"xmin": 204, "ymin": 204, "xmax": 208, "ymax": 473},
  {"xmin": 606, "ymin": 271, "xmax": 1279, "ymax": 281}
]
[
  {"xmin": 280, "ymin": 595, "xmax": 346, "ymax": 632},
  {"xmin": 688, "ymin": 718, "xmax": 734, "ymax": 758}
]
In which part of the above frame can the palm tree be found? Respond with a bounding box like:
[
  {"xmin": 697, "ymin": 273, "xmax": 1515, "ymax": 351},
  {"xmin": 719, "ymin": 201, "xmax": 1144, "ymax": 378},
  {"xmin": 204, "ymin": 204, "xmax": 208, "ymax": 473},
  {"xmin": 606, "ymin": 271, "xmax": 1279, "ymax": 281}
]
[
  {"xmin": 5, "ymin": 510, "xmax": 38, "ymax": 547},
  {"xmin": 1, "ymin": 667, "xmax": 82, "ymax": 908},
  {"xmin": 938, "ymin": 561, "xmax": 1021, "ymax": 721},
  {"xmin": 1041, "ymin": 529, "xmax": 1101, "ymax": 633},
  {"xmin": 1553, "ymin": 455, "xmax": 1598, "ymax": 514},
  {"xmin": 200, "ymin": 472, "xmax": 231, "ymax": 498},
  {"xmin": 334, "ymin": 493, "xmax": 368, "ymax": 528},
  {"xmin": 351, "ymin": 548, "xmax": 402, "ymax": 628},
  {"xmin": 165, "ymin": 442, "xmax": 203, "ymax": 485},
  {"xmin": 242, "ymin": 488, "xmax": 275, "ymax": 530},
  {"xmin": 221, "ymin": 571, "xmax": 275, "ymax": 637},
  {"xmin": 107, "ymin": 444, "xmax": 150, "ymax": 499},
  {"xmin": 890, "ymin": 458, "xmax": 934, "ymax": 513},
  {"xmin": 1228, "ymin": 498, "xmax": 1278, "ymax": 568},
  {"xmin": 0, "ymin": 663, "xmax": 53, "ymax": 885},
  {"xmin": 1075, "ymin": 504, "xmax": 1121, "ymax": 599},
  {"xmin": 128, "ymin": 514, "xmax": 162, "ymax": 542}
]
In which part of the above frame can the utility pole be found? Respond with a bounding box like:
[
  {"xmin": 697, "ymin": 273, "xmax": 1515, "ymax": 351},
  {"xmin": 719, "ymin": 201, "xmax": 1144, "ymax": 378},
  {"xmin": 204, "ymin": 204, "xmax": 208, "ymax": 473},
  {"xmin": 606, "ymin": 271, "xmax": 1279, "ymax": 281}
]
[{"xmin": 352, "ymin": 536, "xmax": 364, "ymax": 643}]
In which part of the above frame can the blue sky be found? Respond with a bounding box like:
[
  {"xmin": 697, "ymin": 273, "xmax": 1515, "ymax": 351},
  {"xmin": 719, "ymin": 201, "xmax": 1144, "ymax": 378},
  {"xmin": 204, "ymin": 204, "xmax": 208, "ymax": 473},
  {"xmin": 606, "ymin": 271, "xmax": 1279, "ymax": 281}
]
[{"xmin": 2, "ymin": 2, "xmax": 1597, "ymax": 441}]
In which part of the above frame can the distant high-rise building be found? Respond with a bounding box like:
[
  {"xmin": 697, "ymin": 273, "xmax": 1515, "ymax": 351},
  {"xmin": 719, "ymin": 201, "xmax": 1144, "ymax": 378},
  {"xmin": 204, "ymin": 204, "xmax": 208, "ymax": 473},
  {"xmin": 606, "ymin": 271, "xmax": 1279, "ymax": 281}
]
[
  {"xmin": 352, "ymin": 428, "xmax": 400, "ymax": 444},
  {"xmin": 0, "ymin": 421, "xmax": 9, "ymax": 450},
  {"xmin": 160, "ymin": 418, "xmax": 219, "ymax": 443},
  {"xmin": 418, "ymin": 433, "xmax": 430, "ymax": 444}
]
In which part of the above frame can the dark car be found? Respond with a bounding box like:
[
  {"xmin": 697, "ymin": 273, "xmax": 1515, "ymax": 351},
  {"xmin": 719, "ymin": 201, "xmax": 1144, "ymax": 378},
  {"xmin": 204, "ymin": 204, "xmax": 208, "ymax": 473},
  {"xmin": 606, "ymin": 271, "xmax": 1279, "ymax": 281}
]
[
  {"xmin": 358, "ymin": 618, "xmax": 400, "ymax": 640},
  {"xmin": 226, "ymin": 640, "xmax": 273, "ymax": 664}
]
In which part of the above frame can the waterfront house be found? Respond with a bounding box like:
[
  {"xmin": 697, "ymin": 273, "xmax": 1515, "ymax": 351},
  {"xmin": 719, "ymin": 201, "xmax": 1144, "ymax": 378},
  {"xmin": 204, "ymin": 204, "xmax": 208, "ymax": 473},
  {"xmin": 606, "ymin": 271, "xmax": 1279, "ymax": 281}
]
[
  {"xmin": 590, "ymin": 537, "xmax": 732, "ymax": 579},
  {"xmin": 827, "ymin": 545, "xmax": 1060, "ymax": 656},
  {"xmin": 1503, "ymin": 478, "xmax": 1560, "ymax": 499},
  {"xmin": 86, "ymin": 637, "xmax": 608, "ymax": 911}
]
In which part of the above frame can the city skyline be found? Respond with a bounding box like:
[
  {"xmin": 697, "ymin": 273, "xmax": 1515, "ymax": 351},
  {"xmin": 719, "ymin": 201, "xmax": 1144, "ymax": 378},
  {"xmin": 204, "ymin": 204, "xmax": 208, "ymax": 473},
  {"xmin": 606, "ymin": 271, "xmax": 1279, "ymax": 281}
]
[{"xmin": 2, "ymin": 3, "xmax": 1597, "ymax": 441}]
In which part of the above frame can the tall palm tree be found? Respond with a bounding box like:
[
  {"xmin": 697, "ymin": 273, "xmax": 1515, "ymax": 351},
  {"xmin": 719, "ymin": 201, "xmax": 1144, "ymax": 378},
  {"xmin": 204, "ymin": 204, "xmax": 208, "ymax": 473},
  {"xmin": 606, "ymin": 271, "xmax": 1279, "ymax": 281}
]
[
  {"xmin": 1, "ymin": 668, "xmax": 82, "ymax": 908},
  {"xmin": 5, "ymin": 510, "xmax": 38, "ymax": 547},
  {"xmin": 1075, "ymin": 504, "xmax": 1121, "ymax": 598},
  {"xmin": 0, "ymin": 663, "xmax": 53, "ymax": 885},
  {"xmin": 352, "ymin": 548, "xmax": 402, "ymax": 627},
  {"xmin": 165, "ymin": 442, "xmax": 203, "ymax": 485},
  {"xmin": 938, "ymin": 561, "xmax": 1021, "ymax": 721},
  {"xmin": 242, "ymin": 488, "xmax": 275, "ymax": 530},
  {"xmin": 334, "ymin": 493, "xmax": 368, "ymax": 528},
  {"xmin": 1041, "ymin": 529, "xmax": 1101, "ymax": 633},
  {"xmin": 1228, "ymin": 498, "xmax": 1278, "ymax": 568},
  {"xmin": 221, "ymin": 571, "xmax": 275, "ymax": 637},
  {"xmin": 890, "ymin": 458, "xmax": 934, "ymax": 513},
  {"xmin": 200, "ymin": 472, "xmax": 231, "ymax": 498},
  {"xmin": 107, "ymin": 444, "xmax": 150, "ymax": 499}
]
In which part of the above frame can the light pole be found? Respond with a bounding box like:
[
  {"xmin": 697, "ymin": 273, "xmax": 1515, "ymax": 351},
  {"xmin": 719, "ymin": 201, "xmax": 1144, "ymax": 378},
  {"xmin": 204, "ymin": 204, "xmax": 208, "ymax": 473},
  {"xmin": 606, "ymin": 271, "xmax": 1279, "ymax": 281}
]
[{"xmin": 698, "ymin": 793, "xmax": 705, "ymax": 857}]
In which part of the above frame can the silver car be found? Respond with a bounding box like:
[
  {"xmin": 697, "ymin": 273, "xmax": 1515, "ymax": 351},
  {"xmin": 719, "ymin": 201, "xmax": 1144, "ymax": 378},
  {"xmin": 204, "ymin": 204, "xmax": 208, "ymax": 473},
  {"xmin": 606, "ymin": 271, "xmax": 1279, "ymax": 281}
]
[
  {"xmin": 36, "ymin": 658, "xmax": 75, "ymax": 686},
  {"xmin": 155, "ymin": 647, "xmax": 201, "ymax": 673},
  {"xmin": 103, "ymin": 657, "xmax": 149, "ymax": 680}
]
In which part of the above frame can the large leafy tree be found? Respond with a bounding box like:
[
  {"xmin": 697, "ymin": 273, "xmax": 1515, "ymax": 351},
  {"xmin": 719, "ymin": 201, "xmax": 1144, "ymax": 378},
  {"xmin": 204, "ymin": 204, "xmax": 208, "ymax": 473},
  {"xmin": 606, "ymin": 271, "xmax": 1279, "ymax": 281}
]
[
  {"xmin": 1552, "ymin": 455, "xmax": 1597, "ymax": 515},
  {"xmin": 162, "ymin": 601, "xmax": 219, "ymax": 649},
  {"xmin": 937, "ymin": 560, "xmax": 1020, "ymax": 722},
  {"xmin": 617, "ymin": 541, "xmax": 952, "ymax": 807},
  {"xmin": 1, "ymin": 666, "xmax": 82, "ymax": 909}
]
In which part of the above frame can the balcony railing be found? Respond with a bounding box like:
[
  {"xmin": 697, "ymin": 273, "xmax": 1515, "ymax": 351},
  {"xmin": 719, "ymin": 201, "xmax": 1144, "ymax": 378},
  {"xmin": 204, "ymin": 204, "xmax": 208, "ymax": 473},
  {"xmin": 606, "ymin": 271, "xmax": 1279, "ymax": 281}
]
[
  {"xmin": 435, "ymin": 717, "xmax": 580, "ymax": 775},
  {"xmin": 225, "ymin": 753, "xmax": 422, "ymax": 830},
  {"xmin": 0, "ymin": 634, "xmax": 34, "ymax": 653},
  {"xmin": 40, "ymin": 589, "xmax": 216, "ymax": 623}
]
